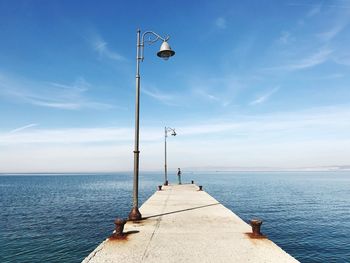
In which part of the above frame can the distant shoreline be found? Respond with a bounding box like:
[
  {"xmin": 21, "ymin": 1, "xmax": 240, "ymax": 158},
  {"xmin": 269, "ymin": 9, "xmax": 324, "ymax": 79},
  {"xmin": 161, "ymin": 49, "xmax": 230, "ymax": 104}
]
[{"xmin": 1, "ymin": 169, "xmax": 350, "ymax": 176}]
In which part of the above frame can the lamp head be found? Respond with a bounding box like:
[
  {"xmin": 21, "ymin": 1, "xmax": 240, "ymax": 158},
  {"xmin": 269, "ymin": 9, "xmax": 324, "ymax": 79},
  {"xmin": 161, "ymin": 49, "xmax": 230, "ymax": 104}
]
[
  {"xmin": 171, "ymin": 130, "xmax": 176, "ymax": 136},
  {"xmin": 157, "ymin": 41, "xmax": 175, "ymax": 60}
]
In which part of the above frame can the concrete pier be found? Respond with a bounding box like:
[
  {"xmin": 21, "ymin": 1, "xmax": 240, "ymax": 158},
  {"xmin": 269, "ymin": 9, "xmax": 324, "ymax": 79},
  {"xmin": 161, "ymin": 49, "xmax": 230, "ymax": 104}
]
[{"xmin": 82, "ymin": 184, "xmax": 299, "ymax": 263}]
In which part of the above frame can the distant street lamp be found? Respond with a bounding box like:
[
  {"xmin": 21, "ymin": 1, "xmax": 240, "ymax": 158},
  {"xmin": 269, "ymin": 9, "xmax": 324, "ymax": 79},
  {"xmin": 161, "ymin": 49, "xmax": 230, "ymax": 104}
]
[
  {"xmin": 164, "ymin": 127, "xmax": 176, "ymax": 185},
  {"xmin": 128, "ymin": 29, "xmax": 175, "ymax": 221}
]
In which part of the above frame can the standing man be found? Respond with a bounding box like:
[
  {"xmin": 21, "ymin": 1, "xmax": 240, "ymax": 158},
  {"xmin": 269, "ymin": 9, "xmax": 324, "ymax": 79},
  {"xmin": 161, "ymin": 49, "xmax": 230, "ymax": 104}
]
[{"xmin": 177, "ymin": 168, "xmax": 182, "ymax": 184}]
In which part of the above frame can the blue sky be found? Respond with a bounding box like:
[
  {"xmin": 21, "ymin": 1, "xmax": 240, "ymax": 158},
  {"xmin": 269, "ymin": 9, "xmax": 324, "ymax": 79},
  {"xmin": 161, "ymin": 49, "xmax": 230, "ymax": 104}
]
[{"xmin": 1, "ymin": 0, "xmax": 350, "ymax": 172}]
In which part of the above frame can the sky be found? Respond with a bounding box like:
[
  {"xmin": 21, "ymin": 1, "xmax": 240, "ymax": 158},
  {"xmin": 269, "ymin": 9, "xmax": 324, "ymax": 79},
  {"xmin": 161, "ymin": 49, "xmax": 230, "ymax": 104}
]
[{"xmin": 1, "ymin": 0, "xmax": 350, "ymax": 172}]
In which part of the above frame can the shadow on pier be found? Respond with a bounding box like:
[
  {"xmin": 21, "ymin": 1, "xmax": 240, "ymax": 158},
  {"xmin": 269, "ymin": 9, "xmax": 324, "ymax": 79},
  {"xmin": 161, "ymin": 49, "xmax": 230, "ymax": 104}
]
[{"xmin": 142, "ymin": 203, "xmax": 220, "ymax": 220}]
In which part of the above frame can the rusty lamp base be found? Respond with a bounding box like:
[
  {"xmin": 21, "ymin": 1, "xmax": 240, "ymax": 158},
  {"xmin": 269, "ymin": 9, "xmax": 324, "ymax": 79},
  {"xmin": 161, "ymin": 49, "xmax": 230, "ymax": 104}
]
[
  {"xmin": 164, "ymin": 180, "xmax": 169, "ymax": 186},
  {"xmin": 128, "ymin": 207, "xmax": 142, "ymax": 221}
]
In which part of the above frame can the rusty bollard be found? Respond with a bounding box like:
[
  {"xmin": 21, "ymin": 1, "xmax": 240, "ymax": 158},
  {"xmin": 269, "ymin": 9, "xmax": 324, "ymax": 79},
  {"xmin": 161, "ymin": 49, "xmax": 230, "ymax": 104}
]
[
  {"xmin": 250, "ymin": 219, "xmax": 263, "ymax": 237},
  {"xmin": 198, "ymin": 185, "xmax": 203, "ymax": 191},
  {"xmin": 191, "ymin": 180, "xmax": 194, "ymax": 184},
  {"xmin": 114, "ymin": 218, "xmax": 127, "ymax": 237},
  {"xmin": 158, "ymin": 185, "xmax": 162, "ymax": 191}
]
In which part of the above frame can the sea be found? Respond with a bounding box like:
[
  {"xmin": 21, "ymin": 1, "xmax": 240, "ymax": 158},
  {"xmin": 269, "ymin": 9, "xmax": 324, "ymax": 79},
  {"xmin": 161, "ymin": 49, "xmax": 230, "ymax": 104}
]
[{"xmin": 1, "ymin": 172, "xmax": 349, "ymax": 263}]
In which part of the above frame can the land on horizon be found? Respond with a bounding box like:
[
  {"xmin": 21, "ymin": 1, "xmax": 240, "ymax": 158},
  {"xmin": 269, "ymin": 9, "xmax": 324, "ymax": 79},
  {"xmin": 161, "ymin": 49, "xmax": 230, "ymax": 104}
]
[{"xmin": 1, "ymin": 165, "xmax": 350, "ymax": 175}]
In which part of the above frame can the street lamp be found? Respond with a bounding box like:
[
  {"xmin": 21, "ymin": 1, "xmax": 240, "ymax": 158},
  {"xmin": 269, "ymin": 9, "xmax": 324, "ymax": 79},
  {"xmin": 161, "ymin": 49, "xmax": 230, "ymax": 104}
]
[
  {"xmin": 164, "ymin": 127, "xmax": 176, "ymax": 186},
  {"xmin": 128, "ymin": 29, "xmax": 175, "ymax": 221}
]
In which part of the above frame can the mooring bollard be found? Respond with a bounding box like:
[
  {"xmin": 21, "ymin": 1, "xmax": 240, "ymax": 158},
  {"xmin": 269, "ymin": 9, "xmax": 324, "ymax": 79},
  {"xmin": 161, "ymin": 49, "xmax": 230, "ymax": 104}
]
[
  {"xmin": 250, "ymin": 219, "xmax": 263, "ymax": 237},
  {"xmin": 158, "ymin": 185, "xmax": 162, "ymax": 191},
  {"xmin": 191, "ymin": 180, "xmax": 194, "ymax": 184},
  {"xmin": 114, "ymin": 218, "xmax": 127, "ymax": 237},
  {"xmin": 199, "ymin": 185, "xmax": 203, "ymax": 191}
]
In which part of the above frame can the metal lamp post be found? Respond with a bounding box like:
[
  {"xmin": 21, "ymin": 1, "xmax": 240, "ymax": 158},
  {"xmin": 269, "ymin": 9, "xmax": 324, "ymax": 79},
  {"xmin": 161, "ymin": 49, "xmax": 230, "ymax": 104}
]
[
  {"xmin": 128, "ymin": 29, "xmax": 175, "ymax": 221},
  {"xmin": 164, "ymin": 127, "xmax": 176, "ymax": 185}
]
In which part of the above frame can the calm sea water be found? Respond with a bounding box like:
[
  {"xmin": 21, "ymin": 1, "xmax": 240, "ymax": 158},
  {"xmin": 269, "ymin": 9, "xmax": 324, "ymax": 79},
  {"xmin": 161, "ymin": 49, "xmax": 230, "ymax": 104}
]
[{"xmin": 1, "ymin": 172, "xmax": 349, "ymax": 263}]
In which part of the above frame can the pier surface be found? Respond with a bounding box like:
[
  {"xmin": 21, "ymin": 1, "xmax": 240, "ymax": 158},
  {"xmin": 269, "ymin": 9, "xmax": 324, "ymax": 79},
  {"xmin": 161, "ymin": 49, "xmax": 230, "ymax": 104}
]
[{"xmin": 83, "ymin": 184, "xmax": 299, "ymax": 263}]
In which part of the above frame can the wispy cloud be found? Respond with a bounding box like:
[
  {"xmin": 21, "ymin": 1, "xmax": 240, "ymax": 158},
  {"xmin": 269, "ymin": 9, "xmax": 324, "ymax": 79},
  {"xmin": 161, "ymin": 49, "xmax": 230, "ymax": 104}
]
[
  {"xmin": 215, "ymin": 17, "xmax": 227, "ymax": 29},
  {"xmin": 250, "ymin": 87, "xmax": 279, "ymax": 105},
  {"xmin": 189, "ymin": 74, "xmax": 242, "ymax": 107},
  {"xmin": 266, "ymin": 48, "xmax": 333, "ymax": 71},
  {"xmin": 289, "ymin": 1, "xmax": 350, "ymax": 43},
  {"xmin": 193, "ymin": 88, "xmax": 232, "ymax": 107},
  {"xmin": 179, "ymin": 104, "xmax": 350, "ymax": 140},
  {"xmin": 2, "ymin": 104, "xmax": 349, "ymax": 145},
  {"xmin": 10, "ymin": 123, "xmax": 38, "ymax": 134},
  {"xmin": 1, "ymin": 105, "xmax": 350, "ymax": 172},
  {"xmin": 288, "ymin": 3, "xmax": 350, "ymax": 9},
  {"xmin": 334, "ymin": 53, "xmax": 350, "ymax": 65},
  {"xmin": 0, "ymin": 74, "xmax": 115, "ymax": 110},
  {"xmin": 193, "ymin": 88, "xmax": 220, "ymax": 102},
  {"xmin": 307, "ymin": 4, "xmax": 322, "ymax": 17},
  {"xmin": 317, "ymin": 73, "xmax": 344, "ymax": 79},
  {"xmin": 317, "ymin": 22, "xmax": 348, "ymax": 41},
  {"xmin": 288, "ymin": 48, "xmax": 333, "ymax": 70},
  {"xmin": 142, "ymin": 86, "xmax": 179, "ymax": 106},
  {"xmin": 0, "ymin": 127, "xmax": 134, "ymax": 144},
  {"xmin": 278, "ymin": 31, "xmax": 293, "ymax": 44},
  {"xmin": 315, "ymin": 2, "xmax": 350, "ymax": 41},
  {"xmin": 91, "ymin": 34, "xmax": 125, "ymax": 61}
]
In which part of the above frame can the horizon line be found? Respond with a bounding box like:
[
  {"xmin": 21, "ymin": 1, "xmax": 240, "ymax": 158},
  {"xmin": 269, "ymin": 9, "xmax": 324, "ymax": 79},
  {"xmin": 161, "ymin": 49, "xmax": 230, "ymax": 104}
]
[{"xmin": 1, "ymin": 168, "xmax": 350, "ymax": 175}]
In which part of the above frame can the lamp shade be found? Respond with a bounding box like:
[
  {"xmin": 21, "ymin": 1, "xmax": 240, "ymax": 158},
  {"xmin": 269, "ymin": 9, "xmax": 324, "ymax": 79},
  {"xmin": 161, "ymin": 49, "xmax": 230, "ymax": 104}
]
[{"xmin": 157, "ymin": 41, "xmax": 175, "ymax": 60}]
